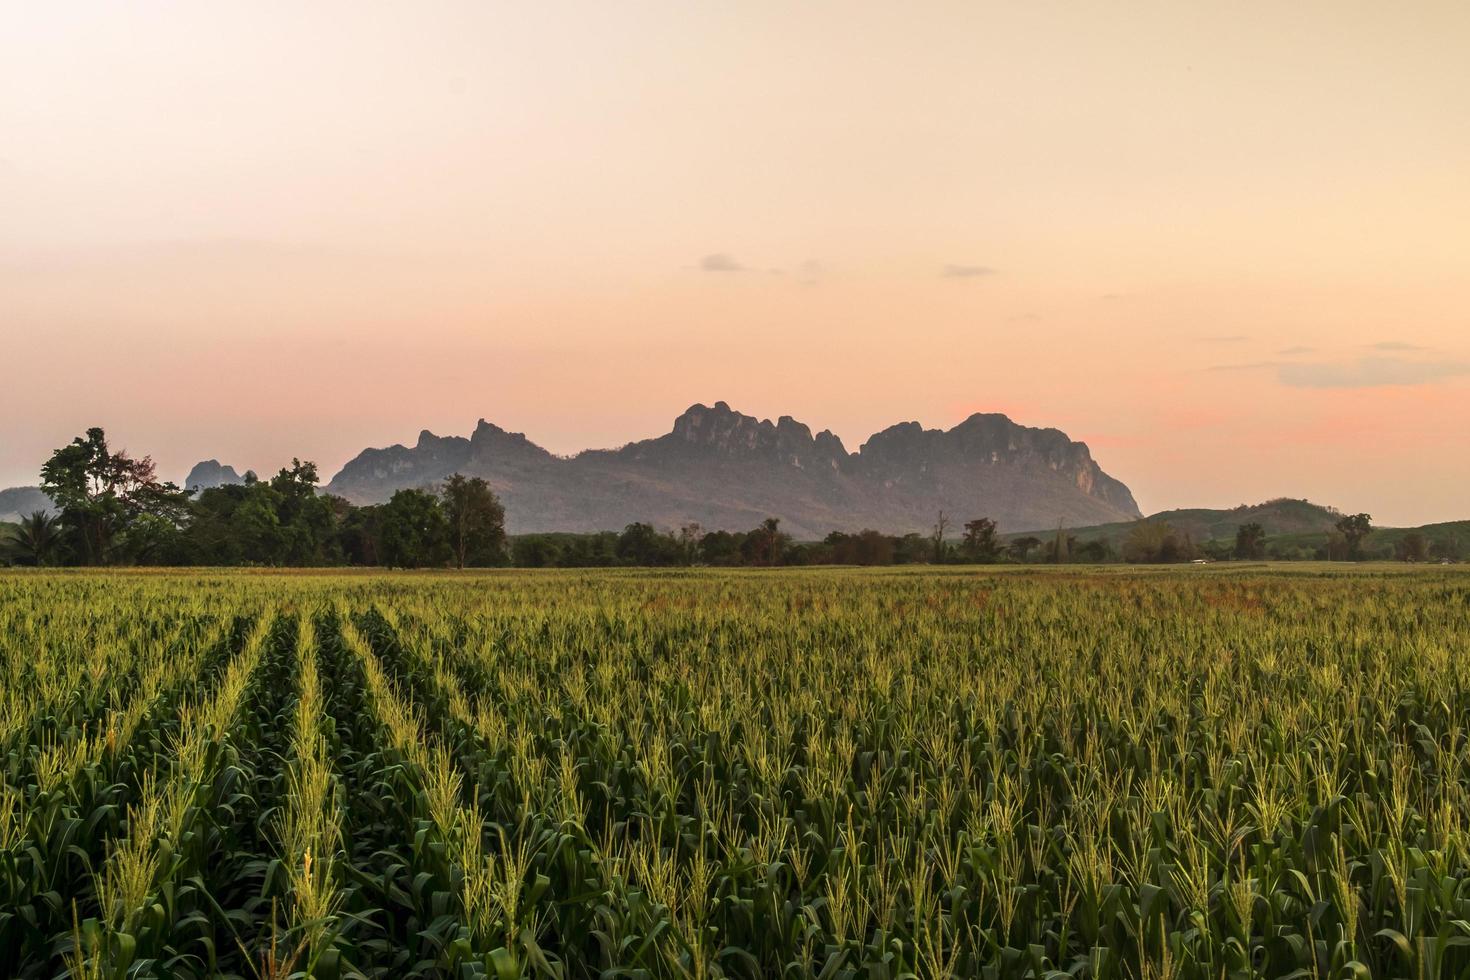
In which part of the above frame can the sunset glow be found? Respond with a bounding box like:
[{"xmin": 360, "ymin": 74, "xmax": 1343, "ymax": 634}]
[{"xmin": 3, "ymin": 2, "xmax": 1468, "ymax": 524}]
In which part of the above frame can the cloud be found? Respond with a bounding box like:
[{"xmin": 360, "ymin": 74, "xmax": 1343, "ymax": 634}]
[
  {"xmin": 698, "ymin": 253, "xmax": 745, "ymax": 272},
  {"xmin": 1201, "ymin": 334, "xmax": 1248, "ymax": 343},
  {"xmin": 1277, "ymin": 346, "xmax": 1315, "ymax": 355},
  {"xmin": 1369, "ymin": 340, "xmax": 1425, "ymax": 352},
  {"xmin": 1207, "ymin": 361, "xmax": 1277, "ymax": 373},
  {"xmin": 941, "ymin": 263, "xmax": 995, "ymax": 279},
  {"xmin": 796, "ymin": 259, "xmax": 823, "ymax": 285},
  {"xmin": 1278, "ymin": 356, "xmax": 1470, "ymax": 389}
]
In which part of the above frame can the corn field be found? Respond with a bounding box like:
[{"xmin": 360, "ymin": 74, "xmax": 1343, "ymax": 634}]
[{"xmin": 2, "ymin": 565, "xmax": 1469, "ymax": 979}]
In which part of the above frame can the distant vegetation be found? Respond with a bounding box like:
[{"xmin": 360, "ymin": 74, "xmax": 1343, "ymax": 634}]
[
  {"xmin": 2, "ymin": 428, "xmax": 1463, "ymax": 567},
  {"xmin": 1010, "ymin": 498, "xmax": 1466, "ymax": 565}
]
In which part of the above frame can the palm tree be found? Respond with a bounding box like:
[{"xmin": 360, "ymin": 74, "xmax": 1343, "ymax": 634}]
[{"xmin": 5, "ymin": 511, "xmax": 65, "ymax": 566}]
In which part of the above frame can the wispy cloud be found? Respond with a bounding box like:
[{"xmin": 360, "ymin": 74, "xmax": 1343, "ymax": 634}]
[
  {"xmin": 941, "ymin": 263, "xmax": 995, "ymax": 279},
  {"xmin": 1277, "ymin": 345, "xmax": 1315, "ymax": 355},
  {"xmin": 1207, "ymin": 361, "xmax": 1277, "ymax": 373},
  {"xmin": 1201, "ymin": 334, "xmax": 1248, "ymax": 343},
  {"xmin": 1278, "ymin": 356, "xmax": 1470, "ymax": 389},
  {"xmin": 1369, "ymin": 340, "xmax": 1425, "ymax": 352},
  {"xmin": 698, "ymin": 253, "xmax": 745, "ymax": 272}
]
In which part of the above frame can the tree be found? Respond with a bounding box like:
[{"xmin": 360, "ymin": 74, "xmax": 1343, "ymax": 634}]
[
  {"xmin": 40, "ymin": 427, "xmax": 189, "ymax": 564},
  {"xmin": 699, "ymin": 530, "xmax": 745, "ymax": 566},
  {"xmin": 1234, "ymin": 522, "xmax": 1266, "ymax": 560},
  {"xmin": 377, "ymin": 489, "xmax": 450, "ymax": 568},
  {"xmin": 961, "ymin": 517, "xmax": 1001, "ymax": 563},
  {"xmin": 5, "ymin": 511, "xmax": 65, "ymax": 566},
  {"xmin": 1009, "ymin": 536, "xmax": 1042, "ymax": 562},
  {"xmin": 1123, "ymin": 520, "xmax": 1194, "ymax": 564},
  {"xmin": 744, "ymin": 518, "xmax": 787, "ymax": 566},
  {"xmin": 1433, "ymin": 535, "xmax": 1463, "ymax": 561},
  {"xmin": 893, "ymin": 533, "xmax": 931, "ymax": 564},
  {"xmin": 268, "ymin": 459, "xmax": 341, "ymax": 565},
  {"xmin": 511, "ymin": 535, "xmax": 562, "ymax": 568},
  {"xmin": 1162, "ymin": 529, "xmax": 1198, "ymax": 563},
  {"xmin": 932, "ymin": 511, "xmax": 951, "ymax": 563},
  {"xmin": 1051, "ymin": 522, "xmax": 1070, "ymax": 564},
  {"xmin": 1396, "ymin": 531, "xmax": 1430, "ymax": 563},
  {"xmin": 338, "ymin": 503, "xmax": 383, "ymax": 566},
  {"xmin": 441, "ymin": 474, "xmax": 507, "ymax": 568},
  {"xmin": 1335, "ymin": 513, "xmax": 1373, "ymax": 560},
  {"xmin": 616, "ymin": 522, "xmax": 681, "ymax": 566},
  {"xmin": 677, "ymin": 523, "xmax": 703, "ymax": 565},
  {"xmin": 176, "ymin": 461, "xmax": 345, "ymax": 567},
  {"xmin": 1044, "ymin": 533, "xmax": 1077, "ymax": 563},
  {"xmin": 823, "ymin": 529, "xmax": 896, "ymax": 565}
]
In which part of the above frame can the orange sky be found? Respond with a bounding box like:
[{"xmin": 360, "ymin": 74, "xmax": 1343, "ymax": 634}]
[{"xmin": 3, "ymin": 2, "xmax": 1468, "ymax": 525}]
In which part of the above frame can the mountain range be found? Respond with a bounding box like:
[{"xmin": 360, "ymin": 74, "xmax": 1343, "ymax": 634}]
[
  {"xmin": 320, "ymin": 402, "xmax": 1142, "ymax": 536},
  {"xmin": 4, "ymin": 407, "xmax": 1463, "ymax": 551}
]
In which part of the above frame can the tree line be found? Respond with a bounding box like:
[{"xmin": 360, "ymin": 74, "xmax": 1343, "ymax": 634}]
[
  {"xmin": 1, "ymin": 428, "xmax": 1456, "ymax": 567},
  {"xmin": 2, "ymin": 428, "xmax": 507, "ymax": 568},
  {"xmin": 515, "ymin": 517, "xmax": 1031, "ymax": 568}
]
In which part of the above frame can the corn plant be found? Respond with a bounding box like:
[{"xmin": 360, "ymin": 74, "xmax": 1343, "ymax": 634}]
[{"xmin": 2, "ymin": 565, "xmax": 1470, "ymax": 979}]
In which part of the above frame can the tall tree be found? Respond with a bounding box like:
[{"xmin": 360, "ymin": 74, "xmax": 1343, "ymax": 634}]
[
  {"xmin": 40, "ymin": 427, "xmax": 188, "ymax": 564},
  {"xmin": 1335, "ymin": 513, "xmax": 1373, "ymax": 560},
  {"xmin": 377, "ymin": 489, "xmax": 450, "ymax": 569},
  {"xmin": 745, "ymin": 518, "xmax": 787, "ymax": 566},
  {"xmin": 1234, "ymin": 522, "xmax": 1266, "ymax": 560},
  {"xmin": 268, "ymin": 459, "xmax": 338, "ymax": 564},
  {"xmin": 961, "ymin": 517, "xmax": 1000, "ymax": 563},
  {"xmin": 441, "ymin": 474, "xmax": 507, "ymax": 568},
  {"xmin": 677, "ymin": 522, "xmax": 703, "ymax": 566},
  {"xmin": 1052, "ymin": 521, "xmax": 1070, "ymax": 564},
  {"xmin": 931, "ymin": 511, "xmax": 951, "ymax": 563}
]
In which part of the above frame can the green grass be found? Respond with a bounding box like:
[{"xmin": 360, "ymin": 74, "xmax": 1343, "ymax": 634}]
[{"xmin": 3, "ymin": 565, "xmax": 1470, "ymax": 978}]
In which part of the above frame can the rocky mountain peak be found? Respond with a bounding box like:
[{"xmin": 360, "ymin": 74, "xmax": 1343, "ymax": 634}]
[
  {"xmin": 323, "ymin": 402, "xmax": 1143, "ymax": 533},
  {"xmin": 184, "ymin": 459, "xmax": 244, "ymax": 492},
  {"xmin": 470, "ymin": 418, "xmax": 552, "ymax": 461}
]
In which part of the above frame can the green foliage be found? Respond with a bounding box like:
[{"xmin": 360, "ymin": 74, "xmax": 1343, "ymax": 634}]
[
  {"xmin": 1335, "ymin": 512, "xmax": 1374, "ymax": 560},
  {"xmin": 1008, "ymin": 535, "xmax": 1042, "ymax": 561},
  {"xmin": 1122, "ymin": 520, "xmax": 1198, "ymax": 563},
  {"xmin": 616, "ymin": 522, "xmax": 685, "ymax": 566},
  {"xmin": 442, "ymin": 474, "xmax": 508, "ymax": 568},
  {"xmin": 1396, "ymin": 530, "xmax": 1430, "ymax": 563},
  {"xmin": 4, "ymin": 510, "xmax": 66, "ymax": 566},
  {"xmin": 180, "ymin": 462, "xmax": 343, "ymax": 566},
  {"xmin": 40, "ymin": 427, "xmax": 189, "ymax": 564},
  {"xmin": 823, "ymin": 529, "xmax": 897, "ymax": 565},
  {"xmin": 5, "ymin": 565, "xmax": 1470, "ymax": 979},
  {"xmin": 377, "ymin": 488, "xmax": 451, "ymax": 568},
  {"xmin": 1051, "ymin": 522, "xmax": 1070, "ymax": 563},
  {"xmin": 1234, "ymin": 521, "xmax": 1266, "ymax": 560},
  {"xmin": 961, "ymin": 517, "xmax": 1002, "ymax": 562}
]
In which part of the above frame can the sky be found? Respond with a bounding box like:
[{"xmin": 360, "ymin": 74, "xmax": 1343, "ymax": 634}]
[{"xmin": 2, "ymin": 2, "xmax": 1468, "ymax": 526}]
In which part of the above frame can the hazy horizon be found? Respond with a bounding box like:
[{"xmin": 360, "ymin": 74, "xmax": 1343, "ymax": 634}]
[{"xmin": 4, "ymin": 3, "xmax": 1468, "ymax": 525}]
